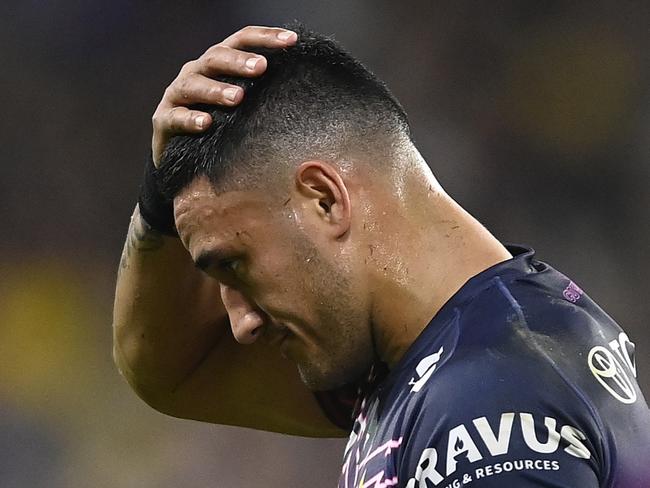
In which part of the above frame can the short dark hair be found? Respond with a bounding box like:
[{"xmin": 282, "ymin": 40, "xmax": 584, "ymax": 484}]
[{"xmin": 159, "ymin": 24, "xmax": 411, "ymax": 200}]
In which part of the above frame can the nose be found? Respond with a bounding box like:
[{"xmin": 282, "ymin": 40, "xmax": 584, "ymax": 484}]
[{"xmin": 219, "ymin": 283, "xmax": 265, "ymax": 344}]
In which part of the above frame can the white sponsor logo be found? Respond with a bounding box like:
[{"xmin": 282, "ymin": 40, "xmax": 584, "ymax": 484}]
[
  {"xmin": 588, "ymin": 332, "xmax": 637, "ymax": 404},
  {"xmin": 405, "ymin": 412, "xmax": 590, "ymax": 488},
  {"xmin": 409, "ymin": 346, "xmax": 444, "ymax": 393}
]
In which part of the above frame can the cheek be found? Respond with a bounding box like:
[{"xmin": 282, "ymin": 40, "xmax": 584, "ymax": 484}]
[
  {"xmin": 248, "ymin": 259, "xmax": 312, "ymax": 319},
  {"xmin": 289, "ymin": 264, "xmax": 375, "ymax": 387}
]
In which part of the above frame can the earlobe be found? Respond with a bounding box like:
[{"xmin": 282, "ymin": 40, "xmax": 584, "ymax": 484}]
[{"xmin": 295, "ymin": 161, "xmax": 351, "ymax": 238}]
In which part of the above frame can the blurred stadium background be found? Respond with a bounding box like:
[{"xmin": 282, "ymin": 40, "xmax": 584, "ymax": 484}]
[{"xmin": 1, "ymin": 1, "xmax": 648, "ymax": 486}]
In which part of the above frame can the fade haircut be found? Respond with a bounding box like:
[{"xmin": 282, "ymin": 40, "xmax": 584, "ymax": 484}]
[{"xmin": 159, "ymin": 24, "xmax": 411, "ymax": 201}]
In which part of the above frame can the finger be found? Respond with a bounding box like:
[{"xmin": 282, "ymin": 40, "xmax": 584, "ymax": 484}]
[
  {"xmin": 151, "ymin": 107, "xmax": 212, "ymax": 166},
  {"xmin": 194, "ymin": 45, "xmax": 268, "ymax": 78},
  {"xmin": 166, "ymin": 73, "xmax": 244, "ymax": 106},
  {"xmin": 151, "ymin": 135, "xmax": 167, "ymax": 167},
  {"xmin": 221, "ymin": 25, "xmax": 297, "ymax": 49},
  {"xmin": 158, "ymin": 106, "xmax": 213, "ymax": 135}
]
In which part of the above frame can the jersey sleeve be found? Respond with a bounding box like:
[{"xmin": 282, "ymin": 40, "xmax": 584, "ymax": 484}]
[{"xmin": 397, "ymin": 354, "xmax": 605, "ymax": 487}]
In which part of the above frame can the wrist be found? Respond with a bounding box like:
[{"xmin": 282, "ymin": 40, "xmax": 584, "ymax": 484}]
[{"xmin": 137, "ymin": 153, "xmax": 178, "ymax": 237}]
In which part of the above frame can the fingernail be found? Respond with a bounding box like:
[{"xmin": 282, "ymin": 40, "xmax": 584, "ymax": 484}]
[
  {"xmin": 245, "ymin": 57, "xmax": 260, "ymax": 70},
  {"xmin": 224, "ymin": 87, "xmax": 239, "ymax": 102},
  {"xmin": 195, "ymin": 115, "xmax": 206, "ymax": 129},
  {"xmin": 277, "ymin": 30, "xmax": 296, "ymax": 41}
]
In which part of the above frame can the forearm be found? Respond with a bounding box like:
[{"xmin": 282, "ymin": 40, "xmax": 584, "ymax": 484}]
[{"xmin": 112, "ymin": 205, "xmax": 226, "ymax": 400}]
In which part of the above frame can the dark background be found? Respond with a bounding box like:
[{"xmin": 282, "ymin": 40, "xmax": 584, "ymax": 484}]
[{"xmin": 1, "ymin": 1, "xmax": 648, "ymax": 486}]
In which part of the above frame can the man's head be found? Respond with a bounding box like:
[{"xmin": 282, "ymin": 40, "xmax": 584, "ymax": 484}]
[
  {"xmin": 161, "ymin": 26, "xmax": 416, "ymax": 390},
  {"xmin": 159, "ymin": 25, "xmax": 411, "ymax": 198}
]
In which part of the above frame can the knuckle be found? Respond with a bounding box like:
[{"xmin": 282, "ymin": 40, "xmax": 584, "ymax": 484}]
[
  {"xmin": 162, "ymin": 86, "xmax": 174, "ymax": 102},
  {"xmin": 168, "ymin": 107, "xmax": 185, "ymax": 130},
  {"xmin": 152, "ymin": 104, "xmax": 167, "ymax": 128},
  {"xmin": 256, "ymin": 26, "xmax": 279, "ymax": 37},
  {"xmin": 212, "ymin": 39, "xmax": 228, "ymax": 51},
  {"xmin": 201, "ymin": 53, "xmax": 218, "ymax": 69},
  {"xmin": 204, "ymin": 47, "xmax": 239, "ymax": 72},
  {"xmin": 203, "ymin": 86, "xmax": 223, "ymax": 102},
  {"xmin": 203, "ymin": 41, "xmax": 222, "ymax": 56},
  {"xmin": 177, "ymin": 76, "xmax": 192, "ymax": 100},
  {"xmin": 166, "ymin": 83, "xmax": 180, "ymax": 102},
  {"xmin": 179, "ymin": 60, "xmax": 196, "ymax": 75},
  {"xmin": 261, "ymin": 26, "xmax": 278, "ymax": 36},
  {"xmin": 209, "ymin": 84, "xmax": 223, "ymax": 98}
]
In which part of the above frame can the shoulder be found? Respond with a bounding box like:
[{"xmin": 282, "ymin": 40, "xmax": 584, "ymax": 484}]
[
  {"xmin": 395, "ymin": 266, "xmax": 650, "ymax": 487},
  {"xmin": 395, "ymin": 332, "xmax": 607, "ymax": 487}
]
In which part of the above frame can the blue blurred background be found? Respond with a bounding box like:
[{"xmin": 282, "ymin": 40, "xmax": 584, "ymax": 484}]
[{"xmin": 1, "ymin": 1, "xmax": 648, "ymax": 486}]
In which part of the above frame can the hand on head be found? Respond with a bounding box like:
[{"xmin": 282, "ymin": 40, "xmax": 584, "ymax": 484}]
[{"xmin": 150, "ymin": 26, "xmax": 297, "ymax": 166}]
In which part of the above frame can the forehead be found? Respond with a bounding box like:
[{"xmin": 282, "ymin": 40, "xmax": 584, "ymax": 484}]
[{"xmin": 173, "ymin": 176, "xmax": 275, "ymax": 252}]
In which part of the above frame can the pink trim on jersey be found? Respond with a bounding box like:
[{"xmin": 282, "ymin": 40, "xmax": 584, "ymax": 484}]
[{"xmin": 358, "ymin": 438, "xmax": 403, "ymax": 469}]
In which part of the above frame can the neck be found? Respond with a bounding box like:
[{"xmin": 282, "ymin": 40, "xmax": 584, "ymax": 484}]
[{"xmin": 365, "ymin": 167, "xmax": 512, "ymax": 368}]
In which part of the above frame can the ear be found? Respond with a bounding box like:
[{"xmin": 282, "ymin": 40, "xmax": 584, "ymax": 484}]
[{"xmin": 294, "ymin": 161, "xmax": 351, "ymax": 238}]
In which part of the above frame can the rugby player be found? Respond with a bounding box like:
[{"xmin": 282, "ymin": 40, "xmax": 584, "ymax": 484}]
[{"xmin": 113, "ymin": 25, "xmax": 650, "ymax": 487}]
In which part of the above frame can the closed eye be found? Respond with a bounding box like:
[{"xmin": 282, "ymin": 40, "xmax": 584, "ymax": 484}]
[
  {"xmin": 194, "ymin": 249, "xmax": 238, "ymax": 273},
  {"xmin": 194, "ymin": 249, "xmax": 245, "ymax": 283},
  {"xmin": 218, "ymin": 258, "xmax": 240, "ymax": 273}
]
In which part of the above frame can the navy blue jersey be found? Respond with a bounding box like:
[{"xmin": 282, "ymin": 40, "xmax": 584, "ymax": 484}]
[{"xmin": 337, "ymin": 245, "xmax": 650, "ymax": 488}]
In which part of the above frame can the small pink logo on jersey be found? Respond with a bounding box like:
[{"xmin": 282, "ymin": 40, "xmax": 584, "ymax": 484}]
[{"xmin": 563, "ymin": 281, "xmax": 583, "ymax": 303}]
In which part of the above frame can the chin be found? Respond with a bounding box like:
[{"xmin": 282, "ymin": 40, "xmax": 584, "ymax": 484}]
[
  {"xmin": 298, "ymin": 368, "xmax": 344, "ymax": 391},
  {"xmin": 297, "ymin": 357, "xmax": 369, "ymax": 391}
]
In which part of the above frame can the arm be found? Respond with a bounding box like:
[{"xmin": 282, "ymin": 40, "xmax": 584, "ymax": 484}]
[
  {"xmin": 113, "ymin": 205, "xmax": 224, "ymax": 404},
  {"xmin": 112, "ymin": 27, "xmax": 347, "ymax": 438}
]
